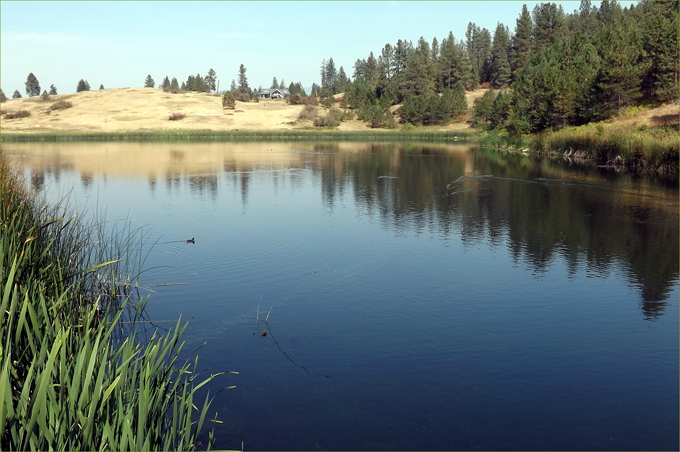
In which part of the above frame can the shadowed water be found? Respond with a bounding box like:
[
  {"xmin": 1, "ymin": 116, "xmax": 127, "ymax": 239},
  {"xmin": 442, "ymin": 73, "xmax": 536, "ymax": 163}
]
[{"xmin": 4, "ymin": 141, "xmax": 678, "ymax": 451}]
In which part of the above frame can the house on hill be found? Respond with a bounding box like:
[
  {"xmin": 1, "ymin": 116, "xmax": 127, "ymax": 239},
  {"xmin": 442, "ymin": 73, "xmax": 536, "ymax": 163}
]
[{"xmin": 258, "ymin": 88, "xmax": 290, "ymax": 99}]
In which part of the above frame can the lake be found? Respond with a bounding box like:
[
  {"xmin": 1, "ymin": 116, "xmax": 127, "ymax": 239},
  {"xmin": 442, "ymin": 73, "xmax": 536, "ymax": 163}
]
[{"xmin": 4, "ymin": 141, "xmax": 678, "ymax": 451}]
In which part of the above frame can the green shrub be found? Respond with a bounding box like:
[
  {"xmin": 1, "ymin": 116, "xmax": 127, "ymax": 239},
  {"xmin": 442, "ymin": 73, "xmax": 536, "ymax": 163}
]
[{"xmin": 222, "ymin": 91, "xmax": 236, "ymax": 109}]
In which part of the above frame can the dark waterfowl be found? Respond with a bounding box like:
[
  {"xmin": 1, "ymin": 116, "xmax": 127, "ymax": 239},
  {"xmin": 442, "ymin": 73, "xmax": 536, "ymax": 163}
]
[{"xmin": 187, "ymin": 237, "xmax": 195, "ymax": 244}]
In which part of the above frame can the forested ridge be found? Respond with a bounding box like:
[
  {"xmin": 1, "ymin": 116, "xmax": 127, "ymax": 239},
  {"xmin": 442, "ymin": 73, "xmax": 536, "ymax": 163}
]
[{"xmin": 324, "ymin": 0, "xmax": 679, "ymax": 132}]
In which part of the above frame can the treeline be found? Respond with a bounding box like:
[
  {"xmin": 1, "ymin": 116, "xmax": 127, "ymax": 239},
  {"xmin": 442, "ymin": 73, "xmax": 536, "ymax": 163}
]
[{"xmin": 318, "ymin": 0, "xmax": 678, "ymax": 131}]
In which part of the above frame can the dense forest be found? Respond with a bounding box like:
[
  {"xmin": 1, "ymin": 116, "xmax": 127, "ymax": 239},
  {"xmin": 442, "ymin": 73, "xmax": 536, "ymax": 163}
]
[{"xmin": 324, "ymin": 0, "xmax": 678, "ymax": 132}]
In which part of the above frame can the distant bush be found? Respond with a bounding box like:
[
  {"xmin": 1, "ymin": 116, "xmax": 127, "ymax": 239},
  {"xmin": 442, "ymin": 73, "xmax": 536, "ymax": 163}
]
[
  {"xmin": 301, "ymin": 95, "xmax": 319, "ymax": 106},
  {"xmin": 163, "ymin": 87, "xmax": 184, "ymax": 94},
  {"xmin": 222, "ymin": 91, "xmax": 236, "ymax": 109},
  {"xmin": 313, "ymin": 115, "xmax": 340, "ymax": 128},
  {"xmin": 288, "ymin": 93, "xmax": 302, "ymax": 105},
  {"xmin": 298, "ymin": 105, "xmax": 318, "ymax": 121},
  {"xmin": 321, "ymin": 94, "xmax": 335, "ymax": 108},
  {"xmin": 5, "ymin": 110, "xmax": 31, "ymax": 119},
  {"xmin": 50, "ymin": 100, "xmax": 73, "ymax": 110},
  {"xmin": 253, "ymin": 92, "xmax": 260, "ymax": 103},
  {"xmin": 168, "ymin": 112, "xmax": 186, "ymax": 121},
  {"xmin": 232, "ymin": 90, "xmax": 250, "ymax": 102},
  {"xmin": 41, "ymin": 90, "xmax": 50, "ymax": 101}
]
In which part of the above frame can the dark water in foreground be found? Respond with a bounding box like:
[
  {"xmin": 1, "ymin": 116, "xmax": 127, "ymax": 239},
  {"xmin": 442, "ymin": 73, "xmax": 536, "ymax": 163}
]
[{"xmin": 5, "ymin": 142, "xmax": 678, "ymax": 451}]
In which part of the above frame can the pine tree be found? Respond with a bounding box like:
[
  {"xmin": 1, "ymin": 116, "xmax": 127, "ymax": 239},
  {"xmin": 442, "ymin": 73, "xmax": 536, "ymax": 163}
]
[
  {"xmin": 0, "ymin": 89, "xmax": 6, "ymax": 102},
  {"xmin": 325, "ymin": 58, "xmax": 337, "ymax": 93},
  {"xmin": 279, "ymin": 79, "xmax": 285, "ymax": 90},
  {"xmin": 337, "ymin": 67, "xmax": 349, "ymax": 93},
  {"xmin": 25, "ymin": 73, "xmax": 40, "ymax": 97},
  {"xmin": 641, "ymin": 3, "xmax": 679, "ymax": 102},
  {"xmin": 270, "ymin": 77, "xmax": 278, "ymax": 89},
  {"xmin": 532, "ymin": 3, "xmax": 568, "ymax": 53},
  {"xmin": 237, "ymin": 64, "xmax": 249, "ymax": 93},
  {"xmin": 144, "ymin": 74, "xmax": 155, "ymax": 88},
  {"xmin": 591, "ymin": 16, "xmax": 648, "ymax": 118},
  {"xmin": 490, "ymin": 22, "xmax": 512, "ymax": 88},
  {"xmin": 76, "ymin": 79, "xmax": 90, "ymax": 92},
  {"xmin": 206, "ymin": 68, "xmax": 217, "ymax": 92},
  {"xmin": 41, "ymin": 90, "xmax": 49, "ymax": 101},
  {"xmin": 510, "ymin": 4, "xmax": 533, "ymax": 77},
  {"xmin": 379, "ymin": 43, "xmax": 395, "ymax": 81},
  {"xmin": 161, "ymin": 76, "xmax": 171, "ymax": 90},
  {"xmin": 99, "ymin": 84, "xmax": 105, "ymax": 90},
  {"xmin": 49, "ymin": 84, "xmax": 57, "ymax": 95},
  {"xmin": 466, "ymin": 23, "xmax": 492, "ymax": 86},
  {"xmin": 13, "ymin": 90, "xmax": 22, "ymax": 98},
  {"xmin": 230, "ymin": 79, "xmax": 237, "ymax": 92},
  {"xmin": 170, "ymin": 77, "xmax": 179, "ymax": 90}
]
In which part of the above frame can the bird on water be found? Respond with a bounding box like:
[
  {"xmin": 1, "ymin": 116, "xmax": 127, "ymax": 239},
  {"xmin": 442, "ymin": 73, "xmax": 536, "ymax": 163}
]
[{"xmin": 187, "ymin": 237, "xmax": 195, "ymax": 244}]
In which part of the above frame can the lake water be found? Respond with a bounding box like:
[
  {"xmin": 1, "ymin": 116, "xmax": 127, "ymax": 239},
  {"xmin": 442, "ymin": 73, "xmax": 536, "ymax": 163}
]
[{"xmin": 4, "ymin": 141, "xmax": 678, "ymax": 451}]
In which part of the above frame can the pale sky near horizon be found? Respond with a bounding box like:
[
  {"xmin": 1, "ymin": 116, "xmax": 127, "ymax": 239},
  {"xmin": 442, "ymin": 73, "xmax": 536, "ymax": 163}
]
[{"xmin": 1, "ymin": 1, "xmax": 637, "ymax": 96}]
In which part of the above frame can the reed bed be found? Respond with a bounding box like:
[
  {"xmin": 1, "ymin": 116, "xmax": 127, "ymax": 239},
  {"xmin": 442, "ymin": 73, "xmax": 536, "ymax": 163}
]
[
  {"xmin": 0, "ymin": 129, "xmax": 476, "ymax": 143},
  {"xmin": 530, "ymin": 125, "xmax": 679, "ymax": 178},
  {"xmin": 0, "ymin": 156, "xmax": 232, "ymax": 450}
]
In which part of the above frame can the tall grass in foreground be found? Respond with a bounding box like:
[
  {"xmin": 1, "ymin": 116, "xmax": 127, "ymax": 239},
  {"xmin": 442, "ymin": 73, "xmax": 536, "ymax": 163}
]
[
  {"xmin": 0, "ymin": 156, "xmax": 233, "ymax": 450},
  {"xmin": 530, "ymin": 124, "xmax": 679, "ymax": 178}
]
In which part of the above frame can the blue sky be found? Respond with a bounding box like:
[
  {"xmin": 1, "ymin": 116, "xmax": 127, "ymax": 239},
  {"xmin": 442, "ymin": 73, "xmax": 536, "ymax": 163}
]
[{"xmin": 1, "ymin": 1, "xmax": 636, "ymax": 95}]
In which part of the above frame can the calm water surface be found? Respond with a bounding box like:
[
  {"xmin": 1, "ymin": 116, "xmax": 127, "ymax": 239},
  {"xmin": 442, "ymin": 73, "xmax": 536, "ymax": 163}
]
[{"xmin": 4, "ymin": 142, "xmax": 678, "ymax": 451}]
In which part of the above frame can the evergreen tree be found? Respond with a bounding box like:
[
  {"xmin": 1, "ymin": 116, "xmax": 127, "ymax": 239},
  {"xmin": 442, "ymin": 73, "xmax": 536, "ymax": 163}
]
[
  {"xmin": 324, "ymin": 58, "xmax": 337, "ymax": 93},
  {"xmin": 379, "ymin": 43, "xmax": 396, "ymax": 81},
  {"xmin": 439, "ymin": 32, "xmax": 466, "ymax": 90},
  {"xmin": 181, "ymin": 81, "xmax": 186, "ymax": 90},
  {"xmin": 352, "ymin": 58, "xmax": 366, "ymax": 82},
  {"xmin": 532, "ymin": 3, "xmax": 568, "ymax": 53},
  {"xmin": 230, "ymin": 79, "xmax": 237, "ymax": 92},
  {"xmin": 575, "ymin": 0, "xmax": 600, "ymax": 37},
  {"xmin": 641, "ymin": 2, "xmax": 679, "ymax": 102},
  {"xmin": 472, "ymin": 90, "xmax": 496, "ymax": 126},
  {"xmin": 170, "ymin": 77, "xmax": 179, "ymax": 90},
  {"xmin": 13, "ymin": 90, "xmax": 22, "ymax": 98},
  {"xmin": 490, "ymin": 22, "xmax": 512, "ymax": 88},
  {"xmin": 337, "ymin": 67, "xmax": 349, "ymax": 93},
  {"xmin": 279, "ymin": 79, "xmax": 285, "ymax": 90},
  {"xmin": 466, "ymin": 23, "xmax": 492, "ymax": 86},
  {"xmin": 489, "ymin": 91, "xmax": 511, "ymax": 129},
  {"xmin": 206, "ymin": 68, "xmax": 217, "ymax": 92},
  {"xmin": 237, "ymin": 64, "xmax": 249, "ymax": 94},
  {"xmin": 161, "ymin": 76, "xmax": 170, "ymax": 90},
  {"xmin": 597, "ymin": 0, "xmax": 623, "ymax": 24},
  {"xmin": 25, "ymin": 73, "xmax": 40, "ymax": 97},
  {"xmin": 41, "ymin": 90, "xmax": 49, "ymax": 101},
  {"xmin": 510, "ymin": 4, "xmax": 533, "ymax": 77},
  {"xmin": 270, "ymin": 77, "xmax": 278, "ymax": 89},
  {"xmin": 144, "ymin": 74, "xmax": 155, "ymax": 88},
  {"xmin": 76, "ymin": 79, "xmax": 90, "ymax": 92},
  {"xmin": 590, "ymin": 16, "xmax": 648, "ymax": 118},
  {"xmin": 49, "ymin": 84, "xmax": 57, "ymax": 95},
  {"xmin": 0, "ymin": 89, "xmax": 6, "ymax": 102},
  {"xmin": 364, "ymin": 52, "xmax": 379, "ymax": 85},
  {"xmin": 99, "ymin": 84, "xmax": 104, "ymax": 90}
]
